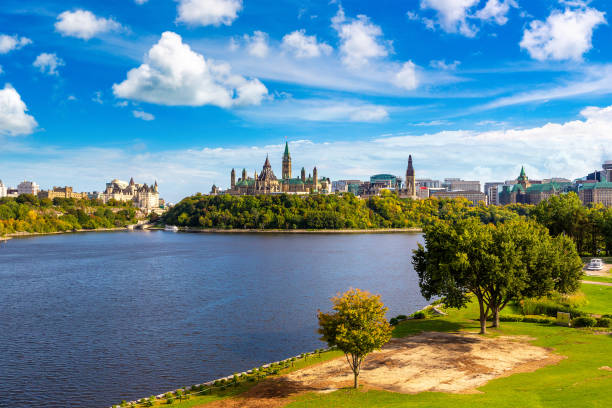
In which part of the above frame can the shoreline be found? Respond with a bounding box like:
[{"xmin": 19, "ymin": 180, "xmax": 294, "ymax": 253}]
[
  {"xmin": 178, "ymin": 227, "xmax": 423, "ymax": 234},
  {"xmin": 1, "ymin": 227, "xmax": 130, "ymax": 240}
]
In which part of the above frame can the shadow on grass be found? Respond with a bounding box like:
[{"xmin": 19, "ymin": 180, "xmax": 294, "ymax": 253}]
[{"xmin": 392, "ymin": 318, "xmax": 465, "ymax": 337}]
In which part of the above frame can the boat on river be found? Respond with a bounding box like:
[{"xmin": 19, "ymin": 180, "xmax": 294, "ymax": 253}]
[{"xmin": 164, "ymin": 225, "xmax": 179, "ymax": 232}]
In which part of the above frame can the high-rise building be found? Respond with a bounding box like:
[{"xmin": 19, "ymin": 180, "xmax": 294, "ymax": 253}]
[
  {"xmin": 17, "ymin": 180, "xmax": 40, "ymax": 195},
  {"xmin": 603, "ymin": 160, "xmax": 612, "ymax": 182},
  {"xmin": 0, "ymin": 180, "xmax": 6, "ymax": 198},
  {"xmin": 442, "ymin": 178, "xmax": 481, "ymax": 192},
  {"xmin": 484, "ymin": 182, "xmax": 504, "ymax": 206}
]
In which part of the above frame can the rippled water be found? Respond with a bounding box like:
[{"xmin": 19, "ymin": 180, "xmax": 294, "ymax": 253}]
[{"xmin": 0, "ymin": 231, "xmax": 427, "ymax": 408}]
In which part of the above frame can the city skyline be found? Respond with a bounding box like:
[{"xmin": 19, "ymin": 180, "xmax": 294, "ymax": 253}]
[{"xmin": 1, "ymin": 0, "xmax": 612, "ymax": 201}]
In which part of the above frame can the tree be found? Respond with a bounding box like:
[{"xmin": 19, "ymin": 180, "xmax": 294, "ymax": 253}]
[
  {"xmin": 317, "ymin": 288, "xmax": 392, "ymax": 389},
  {"xmin": 413, "ymin": 218, "xmax": 582, "ymax": 334}
]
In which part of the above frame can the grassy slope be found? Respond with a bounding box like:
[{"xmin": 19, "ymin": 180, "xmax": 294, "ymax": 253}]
[{"xmin": 134, "ymin": 284, "xmax": 612, "ymax": 408}]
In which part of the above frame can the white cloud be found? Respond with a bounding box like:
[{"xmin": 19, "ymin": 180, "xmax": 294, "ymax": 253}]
[
  {"xmin": 68, "ymin": 95, "xmax": 77, "ymax": 101},
  {"xmin": 55, "ymin": 9, "xmax": 122, "ymax": 40},
  {"xmin": 281, "ymin": 30, "xmax": 332, "ymax": 58},
  {"xmin": 112, "ymin": 31, "xmax": 267, "ymax": 108},
  {"xmin": 5, "ymin": 103, "xmax": 612, "ymax": 201},
  {"xmin": 133, "ymin": 110, "xmax": 155, "ymax": 121},
  {"xmin": 33, "ymin": 53, "xmax": 65, "ymax": 76},
  {"xmin": 240, "ymin": 98, "xmax": 390, "ymax": 123},
  {"xmin": 0, "ymin": 34, "xmax": 32, "ymax": 54},
  {"xmin": 134, "ymin": 0, "xmax": 149, "ymax": 4},
  {"xmin": 394, "ymin": 61, "xmax": 418, "ymax": 90},
  {"xmin": 0, "ymin": 84, "xmax": 37, "ymax": 136},
  {"xmin": 92, "ymin": 91, "xmax": 104, "ymax": 104},
  {"xmin": 475, "ymin": 0, "xmax": 518, "ymax": 25},
  {"xmin": 331, "ymin": 6, "xmax": 389, "ymax": 68},
  {"xmin": 0, "ymin": 65, "xmax": 3, "ymax": 75},
  {"xmin": 419, "ymin": 0, "xmax": 479, "ymax": 37},
  {"xmin": 430, "ymin": 59, "xmax": 461, "ymax": 70},
  {"xmin": 176, "ymin": 0, "xmax": 243, "ymax": 27},
  {"xmin": 520, "ymin": 5, "xmax": 606, "ymax": 61},
  {"xmin": 243, "ymin": 31, "xmax": 269, "ymax": 58}
]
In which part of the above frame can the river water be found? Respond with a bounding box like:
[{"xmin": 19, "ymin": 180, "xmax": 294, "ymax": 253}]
[{"xmin": 0, "ymin": 231, "xmax": 427, "ymax": 408}]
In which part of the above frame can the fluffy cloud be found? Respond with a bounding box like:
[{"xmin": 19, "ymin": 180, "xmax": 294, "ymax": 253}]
[
  {"xmin": 243, "ymin": 31, "xmax": 269, "ymax": 58},
  {"xmin": 418, "ymin": 0, "xmax": 517, "ymax": 36},
  {"xmin": 55, "ymin": 9, "xmax": 122, "ymax": 40},
  {"xmin": 281, "ymin": 30, "xmax": 333, "ymax": 58},
  {"xmin": 132, "ymin": 110, "xmax": 155, "ymax": 121},
  {"xmin": 176, "ymin": 0, "xmax": 243, "ymax": 26},
  {"xmin": 394, "ymin": 61, "xmax": 419, "ymax": 90},
  {"xmin": 112, "ymin": 31, "xmax": 267, "ymax": 108},
  {"xmin": 0, "ymin": 84, "xmax": 37, "ymax": 136},
  {"xmin": 134, "ymin": 0, "xmax": 149, "ymax": 4},
  {"xmin": 33, "ymin": 53, "xmax": 65, "ymax": 76},
  {"xmin": 5, "ymin": 103, "xmax": 612, "ymax": 201},
  {"xmin": 520, "ymin": 5, "xmax": 606, "ymax": 61},
  {"xmin": 332, "ymin": 6, "xmax": 389, "ymax": 68},
  {"xmin": 420, "ymin": 0, "xmax": 479, "ymax": 37},
  {"xmin": 475, "ymin": 0, "xmax": 517, "ymax": 25},
  {"xmin": 0, "ymin": 34, "xmax": 31, "ymax": 54}
]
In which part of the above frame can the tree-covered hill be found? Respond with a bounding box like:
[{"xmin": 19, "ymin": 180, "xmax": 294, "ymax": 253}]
[{"xmin": 0, "ymin": 195, "xmax": 140, "ymax": 236}]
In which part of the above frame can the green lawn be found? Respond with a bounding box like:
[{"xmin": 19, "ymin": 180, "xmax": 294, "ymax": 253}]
[
  {"xmin": 580, "ymin": 283, "xmax": 612, "ymax": 314},
  {"xmin": 131, "ymin": 284, "xmax": 612, "ymax": 408},
  {"xmin": 583, "ymin": 275, "xmax": 612, "ymax": 284}
]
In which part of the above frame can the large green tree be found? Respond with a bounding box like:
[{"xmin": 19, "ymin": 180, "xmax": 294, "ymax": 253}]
[
  {"xmin": 317, "ymin": 289, "xmax": 392, "ymax": 389},
  {"xmin": 413, "ymin": 218, "xmax": 582, "ymax": 334}
]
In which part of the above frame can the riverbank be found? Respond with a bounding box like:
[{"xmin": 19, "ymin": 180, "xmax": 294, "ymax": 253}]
[
  {"xmin": 121, "ymin": 282, "xmax": 612, "ymax": 408},
  {"xmin": 2, "ymin": 227, "xmax": 130, "ymax": 240},
  {"xmin": 177, "ymin": 227, "xmax": 423, "ymax": 234}
]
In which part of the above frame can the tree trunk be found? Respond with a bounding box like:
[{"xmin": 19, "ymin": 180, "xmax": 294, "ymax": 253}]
[
  {"xmin": 492, "ymin": 307, "xmax": 500, "ymax": 328},
  {"xmin": 478, "ymin": 297, "xmax": 487, "ymax": 335},
  {"xmin": 354, "ymin": 371, "xmax": 358, "ymax": 389}
]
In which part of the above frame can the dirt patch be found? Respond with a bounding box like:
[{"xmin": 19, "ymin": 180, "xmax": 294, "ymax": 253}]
[
  {"xmin": 197, "ymin": 332, "xmax": 564, "ymax": 408},
  {"xmin": 284, "ymin": 332, "xmax": 563, "ymax": 394}
]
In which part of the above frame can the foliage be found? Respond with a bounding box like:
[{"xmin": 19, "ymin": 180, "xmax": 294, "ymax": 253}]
[
  {"xmin": 595, "ymin": 317, "xmax": 611, "ymax": 328},
  {"xmin": 498, "ymin": 314, "xmax": 556, "ymax": 324},
  {"xmin": 0, "ymin": 196, "xmax": 139, "ymax": 236},
  {"xmin": 411, "ymin": 311, "xmax": 426, "ymax": 319},
  {"xmin": 571, "ymin": 316, "xmax": 597, "ymax": 327},
  {"xmin": 318, "ymin": 289, "xmax": 393, "ymax": 388},
  {"xmin": 162, "ymin": 193, "xmax": 523, "ymax": 230},
  {"xmin": 413, "ymin": 217, "xmax": 583, "ymax": 333}
]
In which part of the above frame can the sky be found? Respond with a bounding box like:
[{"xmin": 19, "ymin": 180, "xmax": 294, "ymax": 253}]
[{"xmin": 1, "ymin": 0, "xmax": 612, "ymax": 202}]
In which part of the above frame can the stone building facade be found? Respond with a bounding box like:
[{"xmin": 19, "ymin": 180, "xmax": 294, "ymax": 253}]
[
  {"xmin": 499, "ymin": 167, "xmax": 570, "ymax": 205},
  {"xmin": 579, "ymin": 182, "xmax": 612, "ymax": 207},
  {"xmin": 97, "ymin": 178, "xmax": 160, "ymax": 211},
  {"xmin": 38, "ymin": 186, "xmax": 88, "ymax": 200}
]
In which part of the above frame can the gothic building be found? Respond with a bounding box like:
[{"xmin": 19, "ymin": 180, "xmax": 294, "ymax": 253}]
[
  {"xmin": 225, "ymin": 142, "xmax": 330, "ymax": 195},
  {"xmin": 499, "ymin": 167, "xmax": 571, "ymax": 205},
  {"xmin": 399, "ymin": 155, "xmax": 418, "ymax": 199}
]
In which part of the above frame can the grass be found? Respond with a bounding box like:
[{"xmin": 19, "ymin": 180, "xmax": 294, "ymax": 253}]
[
  {"xmin": 132, "ymin": 283, "xmax": 612, "ymax": 408},
  {"xmin": 582, "ymin": 275, "xmax": 612, "ymax": 284}
]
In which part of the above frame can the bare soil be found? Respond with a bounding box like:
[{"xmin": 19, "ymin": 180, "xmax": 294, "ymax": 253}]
[{"xmin": 200, "ymin": 331, "xmax": 563, "ymax": 408}]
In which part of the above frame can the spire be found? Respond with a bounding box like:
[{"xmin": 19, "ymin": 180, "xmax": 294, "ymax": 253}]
[
  {"xmin": 520, "ymin": 166, "xmax": 526, "ymax": 178},
  {"xmin": 264, "ymin": 154, "xmax": 271, "ymax": 168},
  {"xmin": 407, "ymin": 155, "xmax": 414, "ymax": 177},
  {"xmin": 129, "ymin": 177, "xmax": 135, "ymax": 186},
  {"xmin": 284, "ymin": 141, "xmax": 290, "ymax": 156}
]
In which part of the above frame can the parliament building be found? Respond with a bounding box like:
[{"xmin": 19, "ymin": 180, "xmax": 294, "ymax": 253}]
[{"xmin": 221, "ymin": 142, "xmax": 330, "ymax": 195}]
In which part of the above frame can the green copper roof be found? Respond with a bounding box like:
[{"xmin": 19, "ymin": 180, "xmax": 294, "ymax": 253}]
[
  {"xmin": 511, "ymin": 184, "xmax": 525, "ymax": 193},
  {"xmin": 284, "ymin": 178, "xmax": 304, "ymax": 185},
  {"xmin": 520, "ymin": 166, "xmax": 526, "ymax": 178},
  {"xmin": 235, "ymin": 179, "xmax": 255, "ymax": 187},
  {"xmin": 525, "ymin": 182, "xmax": 571, "ymax": 193},
  {"xmin": 284, "ymin": 141, "xmax": 290, "ymax": 156},
  {"xmin": 581, "ymin": 181, "xmax": 612, "ymax": 190}
]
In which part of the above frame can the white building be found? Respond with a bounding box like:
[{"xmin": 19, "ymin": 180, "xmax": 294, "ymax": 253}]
[
  {"xmin": 0, "ymin": 180, "xmax": 7, "ymax": 198},
  {"xmin": 97, "ymin": 178, "xmax": 160, "ymax": 212},
  {"xmin": 17, "ymin": 180, "xmax": 40, "ymax": 196}
]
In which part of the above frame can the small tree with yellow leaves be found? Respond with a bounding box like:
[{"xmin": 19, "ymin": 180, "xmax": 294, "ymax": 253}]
[{"xmin": 317, "ymin": 288, "xmax": 392, "ymax": 389}]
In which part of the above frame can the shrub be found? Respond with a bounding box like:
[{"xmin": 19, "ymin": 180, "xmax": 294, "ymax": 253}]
[
  {"xmin": 500, "ymin": 314, "xmax": 524, "ymax": 322},
  {"xmin": 412, "ymin": 311, "xmax": 426, "ymax": 319},
  {"xmin": 596, "ymin": 317, "xmax": 612, "ymax": 328},
  {"xmin": 396, "ymin": 314, "xmax": 407, "ymax": 320},
  {"xmin": 165, "ymin": 397, "xmax": 174, "ymax": 405},
  {"xmin": 520, "ymin": 297, "xmax": 584, "ymax": 318},
  {"xmin": 572, "ymin": 316, "xmax": 596, "ymax": 327},
  {"xmin": 389, "ymin": 317, "xmax": 398, "ymax": 326}
]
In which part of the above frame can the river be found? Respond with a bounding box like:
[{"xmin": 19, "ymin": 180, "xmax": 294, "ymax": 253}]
[{"xmin": 0, "ymin": 230, "xmax": 427, "ymax": 408}]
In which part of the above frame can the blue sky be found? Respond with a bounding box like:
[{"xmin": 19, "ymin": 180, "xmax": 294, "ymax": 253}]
[{"xmin": 1, "ymin": 0, "xmax": 612, "ymax": 201}]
